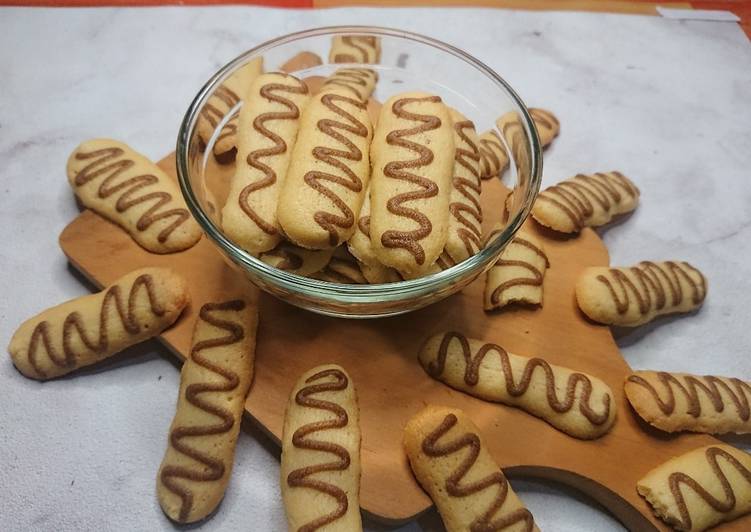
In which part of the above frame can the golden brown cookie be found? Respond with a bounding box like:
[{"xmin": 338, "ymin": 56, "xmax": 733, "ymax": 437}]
[
  {"xmin": 404, "ymin": 405, "xmax": 537, "ymax": 532},
  {"xmin": 320, "ymin": 68, "xmax": 378, "ymax": 103},
  {"xmin": 637, "ymin": 444, "xmax": 751, "ymax": 531},
  {"xmin": 625, "ymin": 371, "xmax": 751, "ymax": 434},
  {"xmin": 311, "ymin": 247, "xmax": 368, "ymax": 284},
  {"xmin": 259, "ymin": 242, "xmax": 334, "ymax": 277},
  {"xmin": 67, "ymin": 139, "xmax": 202, "ymax": 253},
  {"xmin": 419, "ymin": 331, "xmax": 617, "ymax": 439},
  {"xmin": 532, "ymin": 171, "xmax": 640, "ymax": 233},
  {"xmin": 157, "ymin": 299, "xmax": 257, "ymax": 523},
  {"xmin": 576, "ymin": 261, "xmax": 707, "ymax": 327},
  {"xmin": 346, "ymin": 186, "xmax": 401, "ymax": 284},
  {"xmin": 8, "ymin": 267, "xmax": 188, "ymax": 380},
  {"xmin": 484, "ymin": 227, "xmax": 549, "ymax": 311},
  {"xmin": 442, "ymin": 109, "xmax": 482, "ymax": 265},
  {"xmin": 477, "ymin": 130, "xmax": 508, "ymax": 180},
  {"xmin": 278, "ymin": 86, "xmax": 373, "ymax": 249},
  {"xmin": 369, "ymin": 92, "xmax": 454, "ymax": 279},
  {"xmin": 281, "ymin": 364, "xmax": 362, "ymax": 531},
  {"xmin": 196, "ymin": 57, "xmax": 264, "ymax": 163},
  {"xmin": 221, "ymin": 72, "xmax": 310, "ymax": 255},
  {"xmin": 280, "ymin": 51, "xmax": 323, "ymax": 73},
  {"xmin": 529, "ymin": 108, "xmax": 560, "ymax": 147},
  {"xmin": 329, "ymin": 36, "xmax": 381, "ymax": 64}
]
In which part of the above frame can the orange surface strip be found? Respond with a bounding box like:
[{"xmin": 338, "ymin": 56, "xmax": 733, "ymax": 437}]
[{"xmin": 0, "ymin": 0, "xmax": 747, "ymax": 38}]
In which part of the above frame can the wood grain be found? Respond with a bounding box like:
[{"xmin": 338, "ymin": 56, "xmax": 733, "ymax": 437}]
[{"xmin": 58, "ymin": 153, "xmax": 750, "ymax": 530}]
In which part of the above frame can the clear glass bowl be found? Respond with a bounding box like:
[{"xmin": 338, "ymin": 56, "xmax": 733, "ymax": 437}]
[{"xmin": 176, "ymin": 26, "xmax": 542, "ymax": 318}]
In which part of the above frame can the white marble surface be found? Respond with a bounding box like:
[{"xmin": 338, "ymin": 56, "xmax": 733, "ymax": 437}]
[{"xmin": 1, "ymin": 6, "xmax": 750, "ymax": 531}]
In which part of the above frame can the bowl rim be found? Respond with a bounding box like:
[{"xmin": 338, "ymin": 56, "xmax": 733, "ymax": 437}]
[{"xmin": 176, "ymin": 25, "xmax": 542, "ymax": 304}]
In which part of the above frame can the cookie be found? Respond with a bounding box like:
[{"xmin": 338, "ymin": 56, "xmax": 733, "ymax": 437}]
[
  {"xmin": 321, "ymin": 68, "xmax": 378, "ymax": 103},
  {"xmin": 311, "ymin": 247, "xmax": 368, "ymax": 284},
  {"xmin": 196, "ymin": 57, "xmax": 264, "ymax": 163},
  {"xmin": 625, "ymin": 371, "xmax": 751, "ymax": 435},
  {"xmin": 532, "ymin": 171, "xmax": 639, "ymax": 233},
  {"xmin": 329, "ymin": 35, "xmax": 381, "ymax": 64},
  {"xmin": 637, "ymin": 444, "xmax": 751, "ymax": 531},
  {"xmin": 529, "ymin": 108, "xmax": 560, "ymax": 147},
  {"xmin": 8, "ymin": 267, "xmax": 188, "ymax": 380},
  {"xmin": 277, "ymin": 88, "xmax": 373, "ymax": 249},
  {"xmin": 404, "ymin": 405, "xmax": 537, "ymax": 532},
  {"xmin": 281, "ymin": 364, "xmax": 362, "ymax": 532},
  {"xmin": 478, "ymin": 130, "xmax": 508, "ymax": 180},
  {"xmin": 484, "ymin": 227, "xmax": 549, "ymax": 311},
  {"xmin": 442, "ymin": 109, "xmax": 483, "ymax": 265},
  {"xmin": 369, "ymin": 92, "xmax": 454, "ymax": 279},
  {"xmin": 576, "ymin": 260, "xmax": 707, "ymax": 327},
  {"xmin": 280, "ymin": 51, "xmax": 323, "ymax": 73},
  {"xmin": 346, "ymin": 186, "xmax": 402, "ymax": 284},
  {"xmin": 419, "ymin": 331, "xmax": 616, "ymax": 439},
  {"xmin": 157, "ymin": 299, "xmax": 257, "ymax": 523},
  {"xmin": 67, "ymin": 139, "xmax": 202, "ymax": 254},
  {"xmin": 221, "ymin": 73, "xmax": 311, "ymax": 255},
  {"xmin": 259, "ymin": 242, "xmax": 334, "ymax": 276}
]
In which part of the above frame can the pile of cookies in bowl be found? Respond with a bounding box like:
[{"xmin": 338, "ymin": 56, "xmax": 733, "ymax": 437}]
[{"xmin": 7, "ymin": 26, "xmax": 751, "ymax": 532}]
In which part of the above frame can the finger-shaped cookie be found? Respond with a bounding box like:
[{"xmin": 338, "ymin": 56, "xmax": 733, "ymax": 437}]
[
  {"xmin": 222, "ymin": 73, "xmax": 311, "ymax": 255},
  {"xmin": 419, "ymin": 331, "xmax": 616, "ymax": 439},
  {"xmin": 576, "ymin": 261, "xmax": 707, "ymax": 327},
  {"xmin": 311, "ymin": 247, "xmax": 368, "ymax": 284},
  {"xmin": 8, "ymin": 267, "xmax": 188, "ymax": 380},
  {"xmin": 67, "ymin": 139, "xmax": 202, "ymax": 253},
  {"xmin": 157, "ymin": 299, "xmax": 258, "ymax": 523},
  {"xmin": 442, "ymin": 109, "xmax": 482, "ymax": 264},
  {"xmin": 321, "ymin": 68, "xmax": 378, "ymax": 103},
  {"xmin": 404, "ymin": 406, "xmax": 537, "ymax": 532},
  {"xmin": 529, "ymin": 108, "xmax": 560, "ymax": 147},
  {"xmin": 281, "ymin": 364, "xmax": 362, "ymax": 532},
  {"xmin": 484, "ymin": 227, "xmax": 549, "ymax": 311},
  {"xmin": 329, "ymin": 35, "xmax": 381, "ymax": 64},
  {"xmin": 637, "ymin": 445, "xmax": 751, "ymax": 532},
  {"xmin": 347, "ymin": 187, "xmax": 402, "ymax": 284},
  {"xmin": 532, "ymin": 171, "xmax": 640, "ymax": 233},
  {"xmin": 259, "ymin": 242, "xmax": 334, "ymax": 276},
  {"xmin": 280, "ymin": 51, "xmax": 323, "ymax": 73},
  {"xmin": 196, "ymin": 57, "xmax": 264, "ymax": 163},
  {"xmin": 278, "ymin": 90, "xmax": 373, "ymax": 249},
  {"xmin": 478, "ymin": 130, "xmax": 508, "ymax": 180},
  {"xmin": 369, "ymin": 92, "xmax": 454, "ymax": 279},
  {"xmin": 625, "ymin": 371, "xmax": 751, "ymax": 434}
]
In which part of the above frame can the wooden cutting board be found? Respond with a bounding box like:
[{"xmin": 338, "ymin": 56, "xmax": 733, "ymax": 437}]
[{"xmin": 58, "ymin": 153, "xmax": 748, "ymax": 531}]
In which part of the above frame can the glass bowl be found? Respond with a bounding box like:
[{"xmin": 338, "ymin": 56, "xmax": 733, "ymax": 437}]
[{"xmin": 176, "ymin": 25, "xmax": 542, "ymax": 318}]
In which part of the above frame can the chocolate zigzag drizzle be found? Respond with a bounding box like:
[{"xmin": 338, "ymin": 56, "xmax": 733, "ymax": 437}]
[
  {"xmin": 427, "ymin": 332, "xmax": 611, "ymax": 425},
  {"xmin": 199, "ymin": 85, "xmax": 240, "ymax": 136},
  {"xmin": 304, "ymin": 93, "xmax": 369, "ymax": 246},
  {"xmin": 215, "ymin": 114, "xmax": 238, "ymax": 149},
  {"xmin": 529, "ymin": 108, "xmax": 559, "ymax": 132},
  {"xmin": 450, "ymin": 119, "xmax": 483, "ymax": 257},
  {"xmin": 596, "ymin": 261, "xmax": 707, "ymax": 317},
  {"xmin": 262, "ymin": 246, "xmax": 305, "ymax": 271},
  {"xmin": 287, "ymin": 368, "xmax": 351, "ymax": 532},
  {"xmin": 537, "ymin": 172, "xmax": 639, "ymax": 230},
  {"xmin": 73, "ymin": 147, "xmax": 191, "ymax": 243},
  {"xmin": 478, "ymin": 131, "xmax": 506, "ymax": 179},
  {"xmin": 628, "ymin": 372, "xmax": 751, "ymax": 420},
  {"xmin": 422, "ymin": 413, "xmax": 535, "ymax": 531},
  {"xmin": 490, "ymin": 237, "xmax": 549, "ymax": 305},
  {"xmin": 667, "ymin": 447, "xmax": 751, "ymax": 530},
  {"xmin": 239, "ymin": 78, "xmax": 309, "ymax": 235},
  {"xmin": 25, "ymin": 274, "xmax": 164, "ymax": 379},
  {"xmin": 333, "ymin": 36, "xmax": 378, "ymax": 63},
  {"xmin": 322, "ymin": 68, "xmax": 377, "ymax": 102},
  {"xmin": 160, "ymin": 300, "xmax": 247, "ymax": 523},
  {"xmin": 381, "ymin": 96, "xmax": 443, "ymax": 265}
]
